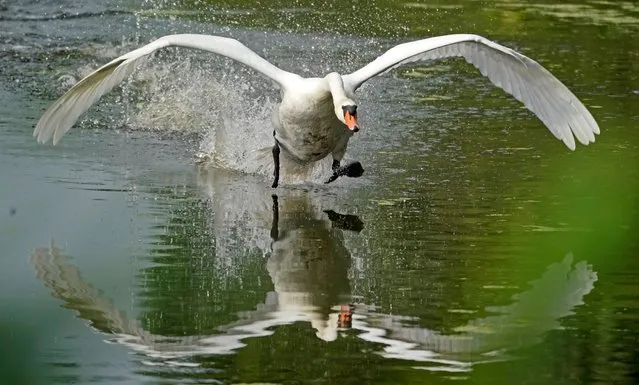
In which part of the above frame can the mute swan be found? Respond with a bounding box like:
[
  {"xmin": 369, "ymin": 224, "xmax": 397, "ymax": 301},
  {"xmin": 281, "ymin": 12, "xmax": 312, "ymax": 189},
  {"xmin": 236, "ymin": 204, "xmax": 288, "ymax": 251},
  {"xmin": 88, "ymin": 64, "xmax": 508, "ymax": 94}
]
[{"xmin": 34, "ymin": 34, "xmax": 600, "ymax": 187}]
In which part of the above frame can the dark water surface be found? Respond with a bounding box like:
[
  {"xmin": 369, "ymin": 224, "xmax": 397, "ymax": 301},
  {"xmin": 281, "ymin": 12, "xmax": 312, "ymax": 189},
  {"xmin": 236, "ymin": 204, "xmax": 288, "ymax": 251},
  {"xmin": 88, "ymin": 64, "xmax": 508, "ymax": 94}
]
[{"xmin": 1, "ymin": 0, "xmax": 638, "ymax": 384}]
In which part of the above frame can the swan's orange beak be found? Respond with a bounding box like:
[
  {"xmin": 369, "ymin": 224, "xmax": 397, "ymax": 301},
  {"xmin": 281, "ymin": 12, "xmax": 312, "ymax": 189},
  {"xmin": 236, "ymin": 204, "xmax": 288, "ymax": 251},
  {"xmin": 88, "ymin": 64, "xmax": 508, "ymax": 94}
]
[{"xmin": 344, "ymin": 111, "xmax": 359, "ymax": 132}]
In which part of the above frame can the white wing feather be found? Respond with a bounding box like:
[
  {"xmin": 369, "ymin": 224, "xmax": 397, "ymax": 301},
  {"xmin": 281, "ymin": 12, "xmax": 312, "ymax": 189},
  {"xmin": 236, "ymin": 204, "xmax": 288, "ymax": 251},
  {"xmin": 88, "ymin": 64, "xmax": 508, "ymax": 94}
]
[
  {"xmin": 343, "ymin": 34, "xmax": 600, "ymax": 150},
  {"xmin": 34, "ymin": 34, "xmax": 300, "ymax": 144}
]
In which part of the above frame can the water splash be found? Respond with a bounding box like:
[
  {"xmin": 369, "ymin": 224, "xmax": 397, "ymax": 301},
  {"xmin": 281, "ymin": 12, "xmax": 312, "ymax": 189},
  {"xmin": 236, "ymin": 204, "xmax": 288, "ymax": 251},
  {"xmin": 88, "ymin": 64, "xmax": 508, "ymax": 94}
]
[{"xmin": 82, "ymin": 43, "xmax": 335, "ymax": 184}]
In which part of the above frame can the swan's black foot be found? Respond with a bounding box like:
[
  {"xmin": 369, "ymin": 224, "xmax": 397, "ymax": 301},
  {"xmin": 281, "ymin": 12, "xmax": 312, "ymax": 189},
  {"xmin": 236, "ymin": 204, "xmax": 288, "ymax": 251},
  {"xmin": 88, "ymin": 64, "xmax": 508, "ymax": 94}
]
[{"xmin": 325, "ymin": 161, "xmax": 364, "ymax": 184}]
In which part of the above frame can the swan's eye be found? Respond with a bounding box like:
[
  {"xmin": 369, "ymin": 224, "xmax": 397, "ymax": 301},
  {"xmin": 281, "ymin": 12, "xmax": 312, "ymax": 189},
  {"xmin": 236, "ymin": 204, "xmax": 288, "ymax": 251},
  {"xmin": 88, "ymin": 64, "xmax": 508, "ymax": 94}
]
[{"xmin": 342, "ymin": 105, "xmax": 357, "ymax": 116}]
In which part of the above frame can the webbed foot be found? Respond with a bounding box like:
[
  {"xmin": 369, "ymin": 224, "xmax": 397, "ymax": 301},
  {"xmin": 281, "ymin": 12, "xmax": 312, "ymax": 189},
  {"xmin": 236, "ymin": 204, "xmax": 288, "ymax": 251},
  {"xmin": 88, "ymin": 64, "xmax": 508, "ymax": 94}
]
[{"xmin": 325, "ymin": 161, "xmax": 364, "ymax": 184}]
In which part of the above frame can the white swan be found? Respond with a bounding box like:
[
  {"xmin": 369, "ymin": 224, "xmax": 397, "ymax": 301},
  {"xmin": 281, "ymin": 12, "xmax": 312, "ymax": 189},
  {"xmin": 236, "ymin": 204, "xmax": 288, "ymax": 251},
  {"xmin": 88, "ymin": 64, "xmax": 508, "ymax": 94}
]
[{"xmin": 34, "ymin": 34, "xmax": 600, "ymax": 187}]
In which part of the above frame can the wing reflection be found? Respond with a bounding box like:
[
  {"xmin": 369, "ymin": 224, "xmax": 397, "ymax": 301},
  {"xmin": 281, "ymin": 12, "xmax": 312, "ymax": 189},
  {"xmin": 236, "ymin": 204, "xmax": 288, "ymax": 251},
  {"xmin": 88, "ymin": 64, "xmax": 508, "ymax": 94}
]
[
  {"xmin": 350, "ymin": 253, "xmax": 597, "ymax": 371},
  {"xmin": 30, "ymin": 170, "xmax": 598, "ymax": 371}
]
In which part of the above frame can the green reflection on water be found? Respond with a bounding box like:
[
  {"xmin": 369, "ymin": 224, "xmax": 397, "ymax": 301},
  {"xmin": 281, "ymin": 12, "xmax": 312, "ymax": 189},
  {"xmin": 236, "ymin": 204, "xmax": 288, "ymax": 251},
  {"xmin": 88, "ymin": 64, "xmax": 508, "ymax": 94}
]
[{"xmin": 29, "ymin": 179, "xmax": 604, "ymax": 383}]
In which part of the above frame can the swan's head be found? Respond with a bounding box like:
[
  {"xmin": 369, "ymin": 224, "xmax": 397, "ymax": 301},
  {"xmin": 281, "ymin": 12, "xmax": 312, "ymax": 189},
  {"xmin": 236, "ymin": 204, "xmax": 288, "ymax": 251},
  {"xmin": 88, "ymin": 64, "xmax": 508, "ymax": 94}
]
[
  {"xmin": 337, "ymin": 101, "xmax": 359, "ymax": 133},
  {"xmin": 325, "ymin": 72, "xmax": 360, "ymax": 133}
]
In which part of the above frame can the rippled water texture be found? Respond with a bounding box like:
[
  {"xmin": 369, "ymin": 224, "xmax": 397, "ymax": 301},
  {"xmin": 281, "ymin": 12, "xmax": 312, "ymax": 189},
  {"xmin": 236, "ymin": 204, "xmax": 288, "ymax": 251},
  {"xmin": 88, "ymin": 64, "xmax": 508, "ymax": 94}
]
[{"xmin": 1, "ymin": 0, "xmax": 638, "ymax": 384}]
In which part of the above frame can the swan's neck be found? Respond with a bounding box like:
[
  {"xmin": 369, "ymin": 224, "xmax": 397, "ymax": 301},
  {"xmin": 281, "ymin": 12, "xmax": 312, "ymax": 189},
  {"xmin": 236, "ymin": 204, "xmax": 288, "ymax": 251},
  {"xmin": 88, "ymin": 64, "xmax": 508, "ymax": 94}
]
[{"xmin": 326, "ymin": 72, "xmax": 349, "ymax": 108}]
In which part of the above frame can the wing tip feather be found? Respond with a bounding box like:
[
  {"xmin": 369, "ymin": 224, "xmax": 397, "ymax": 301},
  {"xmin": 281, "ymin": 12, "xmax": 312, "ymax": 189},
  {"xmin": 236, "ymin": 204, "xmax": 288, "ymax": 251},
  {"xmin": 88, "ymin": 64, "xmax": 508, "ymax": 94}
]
[{"xmin": 564, "ymin": 139, "xmax": 577, "ymax": 151}]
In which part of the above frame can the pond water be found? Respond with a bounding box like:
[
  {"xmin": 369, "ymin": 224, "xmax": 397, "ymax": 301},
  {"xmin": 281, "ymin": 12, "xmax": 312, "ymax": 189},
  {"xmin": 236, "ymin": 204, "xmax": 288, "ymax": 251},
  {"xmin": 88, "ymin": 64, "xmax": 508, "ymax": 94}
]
[{"xmin": 1, "ymin": 0, "xmax": 638, "ymax": 384}]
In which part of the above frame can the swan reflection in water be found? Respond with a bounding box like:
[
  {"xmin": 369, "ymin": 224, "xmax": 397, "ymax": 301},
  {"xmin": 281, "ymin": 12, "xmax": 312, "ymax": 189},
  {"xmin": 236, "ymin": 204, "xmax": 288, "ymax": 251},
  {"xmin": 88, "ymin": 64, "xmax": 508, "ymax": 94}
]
[
  {"xmin": 30, "ymin": 175, "xmax": 597, "ymax": 371},
  {"xmin": 266, "ymin": 193, "xmax": 362, "ymax": 340}
]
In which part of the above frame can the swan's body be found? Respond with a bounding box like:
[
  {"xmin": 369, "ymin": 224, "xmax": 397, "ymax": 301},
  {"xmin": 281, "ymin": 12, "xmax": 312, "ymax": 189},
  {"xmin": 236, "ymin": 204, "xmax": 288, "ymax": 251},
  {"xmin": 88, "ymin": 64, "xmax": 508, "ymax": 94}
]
[
  {"xmin": 274, "ymin": 77, "xmax": 352, "ymax": 164},
  {"xmin": 34, "ymin": 34, "xmax": 600, "ymax": 186}
]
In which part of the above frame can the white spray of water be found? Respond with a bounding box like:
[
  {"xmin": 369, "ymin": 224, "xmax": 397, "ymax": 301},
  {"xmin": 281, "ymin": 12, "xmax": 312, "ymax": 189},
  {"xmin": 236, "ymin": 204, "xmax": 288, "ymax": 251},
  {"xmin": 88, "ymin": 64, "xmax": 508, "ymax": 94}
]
[{"xmin": 79, "ymin": 44, "xmax": 335, "ymax": 184}]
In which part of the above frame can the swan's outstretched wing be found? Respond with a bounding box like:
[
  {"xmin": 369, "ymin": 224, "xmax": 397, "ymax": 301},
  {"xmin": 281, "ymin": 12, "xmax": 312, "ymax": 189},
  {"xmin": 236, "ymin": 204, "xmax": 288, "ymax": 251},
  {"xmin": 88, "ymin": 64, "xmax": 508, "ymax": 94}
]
[
  {"xmin": 34, "ymin": 34, "xmax": 300, "ymax": 144},
  {"xmin": 342, "ymin": 34, "xmax": 599, "ymax": 150}
]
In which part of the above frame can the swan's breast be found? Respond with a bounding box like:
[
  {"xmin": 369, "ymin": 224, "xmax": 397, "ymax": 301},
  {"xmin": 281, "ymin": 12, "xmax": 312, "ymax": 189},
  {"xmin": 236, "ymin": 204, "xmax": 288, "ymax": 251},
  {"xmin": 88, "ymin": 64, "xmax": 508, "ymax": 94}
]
[{"xmin": 275, "ymin": 84, "xmax": 347, "ymax": 162}]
